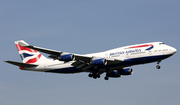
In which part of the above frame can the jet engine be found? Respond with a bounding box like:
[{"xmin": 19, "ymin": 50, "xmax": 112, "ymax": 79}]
[
  {"xmin": 119, "ymin": 68, "xmax": 133, "ymax": 75},
  {"xmin": 107, "ymin": 68, "xmax": 133, "ymax": 78},
  {"xmin": 107, "ymin": 70, "xmax": 121, "ymax": 77},
  {"xmin": 58, "ymin": 53, "xmax": 75, "ymax": 61},
  {"xmin": 91, "ymin": 58, "xmax": 107, "ymax": 65}
]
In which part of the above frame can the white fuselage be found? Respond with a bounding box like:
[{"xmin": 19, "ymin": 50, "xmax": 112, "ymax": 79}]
[{"xmin": 23, "ymin": 42, "xmax": 177, "ymax": 73}]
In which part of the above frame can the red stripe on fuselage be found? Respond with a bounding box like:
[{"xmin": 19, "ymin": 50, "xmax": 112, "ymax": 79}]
[{"xmin": 129, "ymin": 44, "xmax": 153, "ymax": 48}]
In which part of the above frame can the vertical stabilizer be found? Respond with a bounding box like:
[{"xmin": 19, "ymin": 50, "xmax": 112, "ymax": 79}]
[{"xmin": 15, "ymin": 40, "xmax": 49, "ymax": 64}]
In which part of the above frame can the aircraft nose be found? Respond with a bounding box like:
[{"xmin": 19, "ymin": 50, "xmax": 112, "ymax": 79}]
[{"xmin": 172, "ymin": 47, "xmax": 177, "ymax": 54}]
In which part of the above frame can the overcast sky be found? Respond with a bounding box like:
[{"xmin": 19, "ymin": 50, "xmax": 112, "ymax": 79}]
[{"xmin": 1, "ymin": 0, "xmax": 180, "ymax": 105}]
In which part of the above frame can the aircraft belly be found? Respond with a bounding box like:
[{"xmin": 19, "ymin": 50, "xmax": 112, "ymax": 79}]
[
  {"xmin": 46, "ymin": 67, "xmax": 82, "ymax": 74},
  {"xmin": 46, "ymin": 54, "xmax": 173, "ymax": 74},
  {"xmin": 107, "ymin": 54, "xmax": 173, "ymax": 68}
]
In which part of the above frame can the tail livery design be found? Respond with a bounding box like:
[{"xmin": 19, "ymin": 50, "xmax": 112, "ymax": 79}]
[
  {"xmin": 14, "ymin": 40, "xmax": 49, "ymax": 65},
  {"xmin": 15, "ymin": 41, "xmax": 42, "ymax": 64}
]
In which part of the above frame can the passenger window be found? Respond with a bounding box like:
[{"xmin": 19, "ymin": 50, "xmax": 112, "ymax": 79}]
[{"xmin": 163, "ymin": 49, "xmax": 168, "ymax": 51}]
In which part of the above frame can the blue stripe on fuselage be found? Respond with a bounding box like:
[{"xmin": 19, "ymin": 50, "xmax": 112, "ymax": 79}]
[
  {"xmin": 146, "ymin": 46, "xmax": 154, "ymax": 50},
  {"xmin": 107, "ymin": 54, "xmax": 173, "ymax": 68}
]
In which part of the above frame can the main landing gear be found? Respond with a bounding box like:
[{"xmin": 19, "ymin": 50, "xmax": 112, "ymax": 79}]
[
  {"xmin": 88, "ymin": 67, "xmax": 110, "ymax": 80},
  {"xmin": 88, "ymin": 72, "xmax": 100, "ymax": 79},
  {"xmin": 156, "ymin": 60, "xmax": 161, "ymax": 69},
  {"xmin": 104, "ymin": 76, "xmax": 109, "ymax": 80},
  {"xmin": 89, "ymin": 72, "xmax": 109, "ymax": 80}
]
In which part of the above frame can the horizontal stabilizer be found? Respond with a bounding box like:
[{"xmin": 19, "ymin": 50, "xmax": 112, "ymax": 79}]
[{"xmin": 4, "ymin": 61, "xmax": 38, "ymax": 67}]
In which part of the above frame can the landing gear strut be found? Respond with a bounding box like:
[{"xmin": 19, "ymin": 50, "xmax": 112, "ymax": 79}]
[
  {"xmin": 156, "ymin": 60, "xmax": 161, "ymax": 69},
  {"xmin": 104, "ymin": 73, "xmax": 109, "ymax": 80}
]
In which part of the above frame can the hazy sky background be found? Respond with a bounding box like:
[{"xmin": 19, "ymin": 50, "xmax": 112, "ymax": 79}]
[{"xmin": 1, "ymin": 0, "xmax": 180, "ymax": 105}]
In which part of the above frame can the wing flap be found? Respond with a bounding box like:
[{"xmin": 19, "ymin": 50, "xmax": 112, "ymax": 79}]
[
  {"xmin": 5, "ymin": 61, "xmax": 38, "ymax": 67},
  {"xmin": 74, "ymin": 54, "xmax": 92, "ymax": 63}
]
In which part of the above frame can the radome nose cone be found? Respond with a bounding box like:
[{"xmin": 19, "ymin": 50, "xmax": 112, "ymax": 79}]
[
  {"xmin": 174, "ymin": 48, "xmax": 177, "ymax": 53},
  {"xmin": 172, "ymin": 48, "xmax": 177, "ymax": 54}
]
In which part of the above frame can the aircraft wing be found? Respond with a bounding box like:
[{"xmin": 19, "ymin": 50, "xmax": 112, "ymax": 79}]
[
  {"xmin": 4, "ymin": 61, "xmax": 38, "ymax": 67},
  {"xmin": 18, "ymin": 40, "xmax": 123, "ymax": 69},
  {"xmin": 19, "ymin": 43, "xmax": 93, "ymax": 62}
]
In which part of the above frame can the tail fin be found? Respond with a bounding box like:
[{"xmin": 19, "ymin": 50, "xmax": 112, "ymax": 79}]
[{"xmin": 15, "ymin": 40, "xmax": 49, "ymax": 64}]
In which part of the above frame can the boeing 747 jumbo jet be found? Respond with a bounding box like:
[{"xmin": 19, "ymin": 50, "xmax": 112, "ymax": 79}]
[{"xmin": 5, "ymin": 40, "xmax": 177, "ymax": 80}]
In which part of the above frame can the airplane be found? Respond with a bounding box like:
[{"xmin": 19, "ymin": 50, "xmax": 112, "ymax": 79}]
[{"xmin": 5, "ymin": 40, "xmax": 177, "ymax": 80}]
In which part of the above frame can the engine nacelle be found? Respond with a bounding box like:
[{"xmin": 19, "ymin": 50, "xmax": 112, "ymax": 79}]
[
  {"xmin": 107, "ymin": 70, "xmax": 121, "ymax": 77},
  {"xmin": 59, "ymin": 53, "xmax": 75, "ymax": 61},
  {"xmin": 107, "ymin": 68, "xmax": 133, "ymax": 78},
  {"xmin": 119, "ymin": 68, "xmax": 133, "ymax": 75},
  {"xmin": 91, "ymin": 58, "xmax": 107, "ymax": 65}
]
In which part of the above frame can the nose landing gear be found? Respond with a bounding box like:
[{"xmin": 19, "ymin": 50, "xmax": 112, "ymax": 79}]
[
  {"xmin": 156, "ymin": 60, "xmax": 161, "ymax": 69},
  {"xmin": 156, "ymin": 65, "xmax": 161, "ymax": 69}
]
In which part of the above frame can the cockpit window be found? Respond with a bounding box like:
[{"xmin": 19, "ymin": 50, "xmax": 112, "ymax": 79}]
[{"xmin": 159, "ymin": 43, "xmax": 165, "ymax": 45}]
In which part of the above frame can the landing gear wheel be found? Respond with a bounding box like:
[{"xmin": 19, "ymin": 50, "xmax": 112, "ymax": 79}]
[
  {"xmin": 88, "ymin": 73, "xmax": 93, "ymax": 77},
  {"xmin": 97, "ymin": 74, "xmax": 100, "ymax": 78},
  {"xmin": 156, "ymin": 60, "xmax": 161, "ymax": 69},
  {"xmin": 93, "ymin": 75, "xmax": 97, "ymax": 79},
  {"xmin": 93, "ymin": 77, "xmax": 97, "ymax": 79},
  {"xmin": 104, "ymin": 77, "xmax": 109, "ymax": 80},
  {"xmin": 156, "ymin": 65, "xmax": 161, "ymax": 69}
]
